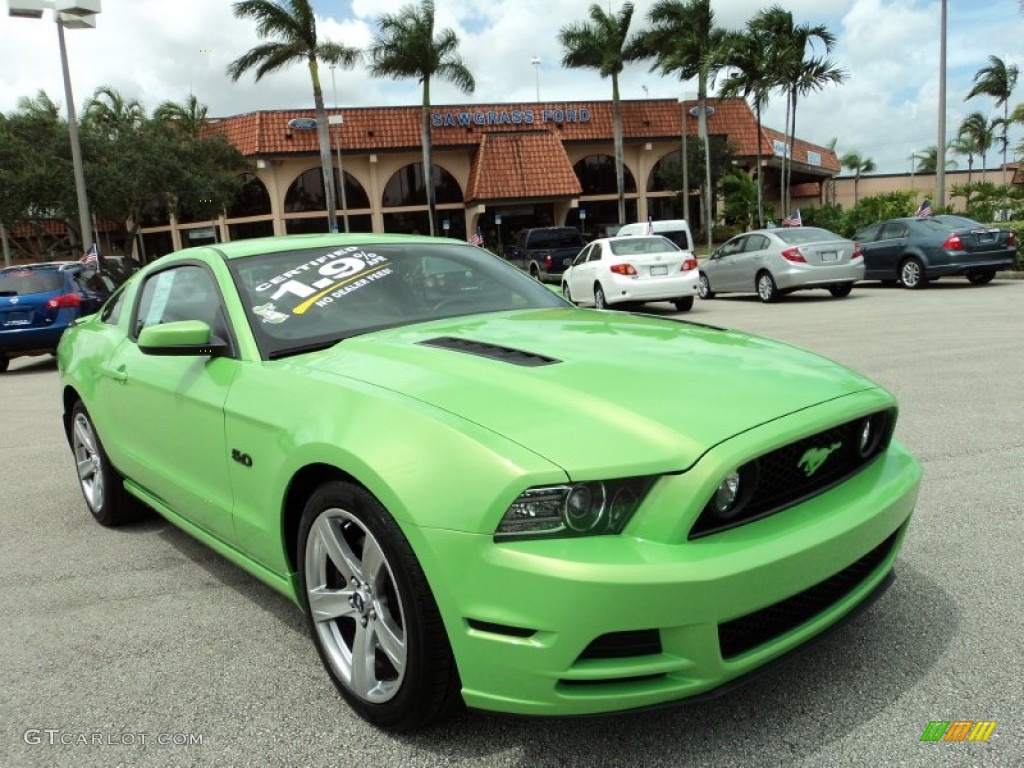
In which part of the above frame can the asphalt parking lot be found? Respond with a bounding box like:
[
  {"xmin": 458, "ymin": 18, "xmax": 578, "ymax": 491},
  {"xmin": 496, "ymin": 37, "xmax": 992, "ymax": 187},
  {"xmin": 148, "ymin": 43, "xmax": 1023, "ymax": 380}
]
[{"xmin": 1, "ymin": 278, "xmax": 1021, "ymax": 767}]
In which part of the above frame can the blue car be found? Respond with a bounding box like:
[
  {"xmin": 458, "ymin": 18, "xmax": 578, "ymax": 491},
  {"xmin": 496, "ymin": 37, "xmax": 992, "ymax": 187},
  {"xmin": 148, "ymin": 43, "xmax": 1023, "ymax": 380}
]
[{"xmin": 0, "ymin": 262, "xmax": 115, "ymax": 372}]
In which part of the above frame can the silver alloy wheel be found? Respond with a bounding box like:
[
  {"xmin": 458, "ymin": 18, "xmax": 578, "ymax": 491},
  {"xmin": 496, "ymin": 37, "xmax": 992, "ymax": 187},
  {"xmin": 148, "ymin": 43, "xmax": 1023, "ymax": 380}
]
[
  {"xmin": 595, "ymin": 285, "xmax": 607, "ymax": 308},
  {"xmin": 698, "ymin": 274, "xmax": 711, "ymax": 299},
  {"xmin": 901, "ymin": 259, "xmax": 922, "ymax": 287},
  {"xmin": 757, "ymin": 273, "xmax": 775, "ymax": 301},
  {"xmin": 305, "ymin": 508, "xmax": 407, "ymax": 704},
  {"xmin": 72, "ymin": 412, "xmax": 104, "ymax": 512}
]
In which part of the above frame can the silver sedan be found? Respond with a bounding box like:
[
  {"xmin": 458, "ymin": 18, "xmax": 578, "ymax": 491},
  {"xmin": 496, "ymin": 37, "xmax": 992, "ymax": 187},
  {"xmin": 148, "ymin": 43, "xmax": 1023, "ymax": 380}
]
[{"xmin": 698, "ymin": 227, "xmax": 865, "ymax": 303}]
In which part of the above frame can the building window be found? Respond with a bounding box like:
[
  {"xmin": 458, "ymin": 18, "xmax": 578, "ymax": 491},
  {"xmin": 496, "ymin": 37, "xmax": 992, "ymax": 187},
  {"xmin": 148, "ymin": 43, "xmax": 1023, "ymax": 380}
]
[
  {"xmin": 573, "ymin": 155, "xmax": 637, "ymax": 195},
  {"xmin": 382, "ymin": 210, "xmax": 466, "ymax": 238},
  {"xmin": 382, "ymin": 163, "xmax": 463, "ymax": 207},
  {"xmin": 139, "ymin": 230, "xmax": 174, "ymax": 262},
  {"xmin": 228, "ymin": 173, "xmax": 272, "ymax": 218},
  {"xmin": 284, "ymin": 168, "xmax": 370, "ymax": 212},
  {"xmin": 228, "ymin": 220, "xmax": 275, "ymax": 241}
]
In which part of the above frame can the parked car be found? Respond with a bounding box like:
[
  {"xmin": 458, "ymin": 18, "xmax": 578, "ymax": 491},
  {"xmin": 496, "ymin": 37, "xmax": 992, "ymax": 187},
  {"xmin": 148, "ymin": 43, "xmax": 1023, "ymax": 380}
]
[
  {"xmin": 853, "ymin": 216, "xmax": 1015, "ymax": 289},
  {"xmin": 562, "ymin": 235, "xmax": 699, "ymax": 310},
  {"xmin": 0, "ymin": 261, "xmax": 115, "ymax": 372},
  {"xmin": 503, "ymin": 226, "xmax": 586, "ymax": 282},
  {"xmin": 699, "ymin": 227, "xmax": 864, "ymax": 303},
  {"xmin": 616, "ymin": 218, "xmax": 695, "ymax": 252},
  {"xmin": 58, "ymin": 233, "xmax": 921, "ymax": 730}
]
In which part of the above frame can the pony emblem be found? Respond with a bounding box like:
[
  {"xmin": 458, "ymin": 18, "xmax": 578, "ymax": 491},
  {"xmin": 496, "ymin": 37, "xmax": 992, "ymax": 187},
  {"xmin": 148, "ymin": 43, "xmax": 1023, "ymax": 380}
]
[{"xmin": 798, "ymin": 442, "xmax": 841, "ymax": 476}]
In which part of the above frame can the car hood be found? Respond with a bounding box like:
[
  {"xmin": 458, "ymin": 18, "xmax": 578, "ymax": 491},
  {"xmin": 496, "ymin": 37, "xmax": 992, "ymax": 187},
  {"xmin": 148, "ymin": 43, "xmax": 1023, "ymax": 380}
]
[{"xmin": 299, "ymin": 309, "xmax": 879, "ymax": 474}]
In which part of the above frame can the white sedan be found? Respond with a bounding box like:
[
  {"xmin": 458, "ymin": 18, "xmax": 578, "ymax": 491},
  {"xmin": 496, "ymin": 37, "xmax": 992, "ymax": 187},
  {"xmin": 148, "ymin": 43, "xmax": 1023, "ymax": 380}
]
[{"xmin": 562, "ymin": 236, "xmax": 700, "ymax": 311}]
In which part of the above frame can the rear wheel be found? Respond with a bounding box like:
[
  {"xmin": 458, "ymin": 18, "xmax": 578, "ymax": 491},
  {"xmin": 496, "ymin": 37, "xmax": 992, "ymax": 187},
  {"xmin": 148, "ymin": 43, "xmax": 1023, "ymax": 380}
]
[
  {"xmin": 0, "ymin": 355, "xmax": 8, "ymax": 373},
  {"xmin": 967, "ymin": 271, "xmax": 995, "ymax": 285},
  {"xmin": 697, "ymin": 272, "xmax": 714, "ymax": 299},
  {"xmin": 900, "ymin": 257, "xmax": 928, "ymax": 289},
  {"xmin": 756, "ymin": 271, "xmax": 779, "ymax": 303},
  {"xmin": 70, "ymin": 401, "xmax": 141, "ymax": 526},
  {"xmin": 828, "ymin": 283, "xmax": 854, "ymax": 298},
  {"xmin": 529, "ymin": 264, "xmax": 541, "ymax": 281},
  {"xmin": 673, "ymin": 296, "xmax": 694, "ymax": 312},
  {"xmin": 298, "ymin": 481, "xmax": 461, "ymax": 731},
  {"xmin": 594, "ymin": 283, "xmax": 609, "ymax": 309}
]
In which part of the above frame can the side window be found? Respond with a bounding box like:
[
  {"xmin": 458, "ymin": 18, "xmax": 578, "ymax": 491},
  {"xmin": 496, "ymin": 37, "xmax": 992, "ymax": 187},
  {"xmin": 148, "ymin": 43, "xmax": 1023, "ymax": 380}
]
[
  {"xmin": 855, "ymin": 224, "xmax": 881, "ymax": 243},
  {"xmin": 719, "ymin": 237, "xmax": 745, "ymax": 258},
  {"xmin": 744, "ymin": 235, "xmax": 768, "ymax": 252},
  {"xmin": 100, "ymin": 286, "xmax": 128, "ymax": 325},
  {"xmin": 880, "ymin": 222, "xmax": 908, "ymax": 240},
  {"xmin": 573, "ymin": 245, "xmax": 592, "ymax": 266},
  {"xmin": 133, "ymin": 265, "xmax": 229, "ymax": 342},
  {"xmin": 587, "ymin": 244, "xmax": 604, "ymax": 262}
]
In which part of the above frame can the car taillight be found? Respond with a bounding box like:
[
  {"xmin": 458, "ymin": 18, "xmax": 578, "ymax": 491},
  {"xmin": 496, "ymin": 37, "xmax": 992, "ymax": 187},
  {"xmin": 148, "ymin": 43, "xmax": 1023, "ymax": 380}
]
[
  {"xmin": 46, "ymin": 293, "xmax": 81, "ymax": 310},
  {"xmin": 681, "ymin": 258, "xmax": 698, "ymax": 271},
  {"xmin": 1009, "ymin": 232, "xmax": 1016, "ymax": 247},
  {"xmin": 781, "ymin": 247, "xmax": 806, "ymax": 263},
  {"xmin": 941, "ymin": 233, "xmax": 963, "ymax": 251},
  {"xmin": 609, "ymin": 263, "xmax": 638, "ymax": 276},
  {"xmin": 544, "ymin": 254, "xmax": 553, "ymax": 269},
  {"xmin": 851, "ymin": 243, "xmax": 863, "ymax": 260}
]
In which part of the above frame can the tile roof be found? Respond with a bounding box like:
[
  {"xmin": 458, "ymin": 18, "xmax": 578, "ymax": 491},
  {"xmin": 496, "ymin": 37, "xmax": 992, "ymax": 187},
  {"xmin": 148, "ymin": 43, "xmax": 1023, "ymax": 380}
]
[
  {"xmin": 204, "ymin": 98, "xmax": 840, "ymax": 174},
  {"xmin": 465, "ymin": 131, "xmax": 581, "ymax": 203},
  {"xmin": 9, "ymin": 218, "xmax": 120, "ymax": 239}
]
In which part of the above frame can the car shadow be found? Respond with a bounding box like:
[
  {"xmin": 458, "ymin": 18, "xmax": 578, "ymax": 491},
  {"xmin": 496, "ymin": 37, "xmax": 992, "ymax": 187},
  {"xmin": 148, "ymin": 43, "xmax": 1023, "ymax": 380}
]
[{"xmin": 2, "ymin": 356, "xmax": 58, "ymax": 375}]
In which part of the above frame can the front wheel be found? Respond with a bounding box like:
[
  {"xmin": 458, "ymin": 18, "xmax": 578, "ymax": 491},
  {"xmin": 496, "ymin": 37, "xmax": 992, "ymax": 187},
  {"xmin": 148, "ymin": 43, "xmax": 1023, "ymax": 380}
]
[
  {"xmin": 756, "ymin": 271, "xmax": 780, "ymax": 303},
  {"xmin": 697, "ymin": 272, "xmax": 714, "ymax": 299},
  {"xmin": 69, "ymin": 401, "xmax": 141, "ymax": 526},
  {"xmin": 298, "ymin": 481, "xmax": 461, "ymax": 731},
  {"xmin": 594, "ymin": 283, "xmax": 609, "ymax": 309},
  {"xmin": 562, "ymin": 282, "xmax": 573, "ymax": 304},
  {"xmin": 828, "ymin": 283, "xmax": 854, "ymax": 298},
  {"xmin": 673, "ymin": 296, "xmax": 694, "ymax": 312},
  {"xmin": 900, "ymin": 257, "xmax": 928, "ymax": 289},
  {"xmin": 967, "ymin": 271, "xmax": 995, "ymax": 285}
]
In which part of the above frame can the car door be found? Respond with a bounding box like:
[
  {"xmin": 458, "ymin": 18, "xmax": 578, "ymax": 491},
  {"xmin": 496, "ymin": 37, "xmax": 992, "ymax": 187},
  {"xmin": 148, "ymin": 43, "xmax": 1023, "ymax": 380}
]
[
  {"xmin": 103, "ymin": 262, "xmax": 240, "ymax": 541},
  {"xmin": 864, "ymin": 221, "xmax": 909, "ymax": 279},
  {"xmin": 736, "ymin": 234, "xmax": 770, "ymax": 289},
  {"xmin": 567, "ymin": 244, "xmax": 594, "ymax": 303},
  {"xmin": 709, "ymin": 236, "xmax": 747, "ymax": 292}
]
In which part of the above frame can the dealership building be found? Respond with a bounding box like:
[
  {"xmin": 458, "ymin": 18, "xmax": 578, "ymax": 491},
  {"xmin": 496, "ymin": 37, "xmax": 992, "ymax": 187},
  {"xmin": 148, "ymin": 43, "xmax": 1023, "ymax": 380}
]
[{"xmin": 130, "ymin": 97, "xmax": 840, "ymax": 258}]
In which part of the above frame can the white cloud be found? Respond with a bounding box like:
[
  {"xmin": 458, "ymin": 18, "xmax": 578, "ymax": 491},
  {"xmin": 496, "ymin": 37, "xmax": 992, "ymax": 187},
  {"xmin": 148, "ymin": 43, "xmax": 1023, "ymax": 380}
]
[{"xmin": 2, "ymin": 0, "xmax": 1023, "ymax": 173}]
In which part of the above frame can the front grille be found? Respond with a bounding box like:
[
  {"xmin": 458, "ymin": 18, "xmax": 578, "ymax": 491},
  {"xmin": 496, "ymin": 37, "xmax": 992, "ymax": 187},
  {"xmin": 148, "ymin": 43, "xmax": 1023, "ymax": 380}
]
[
  {"xmin": 578, "ymin": 630, "xmax": 662, "ymax": 660},
  {"xmin": 718, "ymin": 528, "xmax": 899, "ymax": 659},
  {"xmin": 690, "ymin": 410, "xmax": 895, "ymax": 538},
  {"xmin": 418, "ymin": 336, "xmax": 560, "ymax": 367}
]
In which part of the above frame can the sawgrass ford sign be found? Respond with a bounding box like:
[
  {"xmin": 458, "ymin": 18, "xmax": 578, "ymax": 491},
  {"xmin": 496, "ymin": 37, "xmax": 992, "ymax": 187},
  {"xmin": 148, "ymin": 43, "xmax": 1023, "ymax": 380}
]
[{"xmin": 432, "ymin": 107, "xmax": 592, "ymax": 127}]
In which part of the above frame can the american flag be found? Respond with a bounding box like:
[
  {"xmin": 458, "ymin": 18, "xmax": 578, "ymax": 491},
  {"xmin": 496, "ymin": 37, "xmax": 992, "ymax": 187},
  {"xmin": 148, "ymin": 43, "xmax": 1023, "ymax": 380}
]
[
  {"xmin": 469, "ymin": 229, "xmax": 483, "ymax": 247},
  {"xmin": 79, "ymin": 243, "xmax": 99, "ymax": 267},
  {"xmin": 782, "ymin": 208, "xmax": 802, "ymax": 227},
  {"xmin": 916, "ymin": 199, "xmax": 932, "ymax": 218}
]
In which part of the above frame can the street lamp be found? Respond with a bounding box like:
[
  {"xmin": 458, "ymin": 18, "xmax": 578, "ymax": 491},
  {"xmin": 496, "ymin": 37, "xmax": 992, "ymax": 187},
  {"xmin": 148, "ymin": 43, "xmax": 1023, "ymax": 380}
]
[
  {"xmin": 8, "ymin": 0, "xmax": 101, "ymax": 253},
  {"xmin": 329, "ymin": 66, "xmax": 350, "ymax": 233},
  {"xmin": 530, "ymin": 56, "xmax": 540, "ymax": 102}
]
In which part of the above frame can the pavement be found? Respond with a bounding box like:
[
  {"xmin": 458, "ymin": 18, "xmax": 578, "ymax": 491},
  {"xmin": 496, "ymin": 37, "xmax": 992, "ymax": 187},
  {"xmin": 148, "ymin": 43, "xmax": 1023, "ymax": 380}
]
[{"xmin": 0, "ymin": 278, "xmax": 1021, "ymax": 767}]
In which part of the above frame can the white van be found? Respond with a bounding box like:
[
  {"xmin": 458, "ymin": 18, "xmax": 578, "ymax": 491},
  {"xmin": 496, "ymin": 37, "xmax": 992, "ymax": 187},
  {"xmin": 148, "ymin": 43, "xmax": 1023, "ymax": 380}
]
[{"xmin": 617, "ymin": 219, "xmax": 694, "ymax": 253}]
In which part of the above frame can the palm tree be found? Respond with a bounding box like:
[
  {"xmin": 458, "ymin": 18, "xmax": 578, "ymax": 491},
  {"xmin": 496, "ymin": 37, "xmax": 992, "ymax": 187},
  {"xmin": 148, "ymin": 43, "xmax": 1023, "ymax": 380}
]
[
  {"xmin": 629, "ymin": 0, "xmax": 727, "ymax": 249},
  {"xmin": 957, "ymin": 111, "xmax": 996, "ymax": 180},
  {"xmin": 914, "ymin": 145, "xmax": 958, "ymax": 174},
  {"xmin": 559, "ymin": 3, "xmax": 636, "ymax": 227},
  {"xmin": 83, "ymin": 86, "xmax": 145, "ymax": 138},
  {"xmin": 751, "ymin": 6, "xmax": 844, "ymax": 216},
  {"xmin": 227, "ymin": 0, "xmax": 359, "ymax": 234},
  {"xmin": 966, "ymin": 55, "xmax": 1018, "ymax": 188},
  {"xmin": 718, "ymin": 27, "xmax": 777, "ymax": 227},
  {"xmin": 368, "ymin": 0, "xmax": 474, "ymax": 236},
  {"xmin": 153, "ymin": 94, "xmax": 209, "ymax": 138},
  {"xmin": 840, "ymin": 151, "xmax": 875, "ymax": 204}
]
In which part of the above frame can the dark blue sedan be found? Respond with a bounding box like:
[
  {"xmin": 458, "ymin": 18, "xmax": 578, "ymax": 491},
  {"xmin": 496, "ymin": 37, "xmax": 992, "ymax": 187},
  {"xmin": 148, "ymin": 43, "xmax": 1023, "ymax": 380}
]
[
  {"xmin": 0, "ymin": 262, "xmax": 114, "ymax": 372},
  {"xmin": 853, "ymin": 216, "xmax": 1016, "ymax": 289}
]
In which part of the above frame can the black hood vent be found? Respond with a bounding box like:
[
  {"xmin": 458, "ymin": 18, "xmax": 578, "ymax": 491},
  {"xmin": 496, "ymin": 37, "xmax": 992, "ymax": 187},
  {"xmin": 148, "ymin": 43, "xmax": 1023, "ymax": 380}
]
[{"xmin": 418, "ymin": 336, "xmax": 560, "ymax": 367}]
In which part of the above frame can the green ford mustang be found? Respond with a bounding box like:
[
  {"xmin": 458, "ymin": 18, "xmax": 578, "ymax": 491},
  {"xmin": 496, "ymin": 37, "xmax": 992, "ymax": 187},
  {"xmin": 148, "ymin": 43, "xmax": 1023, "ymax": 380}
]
[{"xmin": 57, "ymin": 234, "xmax": 922, "ymax": 730}]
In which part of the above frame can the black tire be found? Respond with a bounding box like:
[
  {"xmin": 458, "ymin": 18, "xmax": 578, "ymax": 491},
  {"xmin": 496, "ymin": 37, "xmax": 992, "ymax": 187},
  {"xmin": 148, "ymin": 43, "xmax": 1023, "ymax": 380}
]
[
  {"xmin": 756, "ymin": 271, "xmax": 780, "ymax": 303},
  {"xmin": 698, "ymin": 272, "xmax": 714, "ymax": 299},
  {"xmin": 529, "ymin": 264, "xmax": 542, "ymax": 281},
  {"xmin": 562, "ymin": 282, "xmax": 573, "ymax": 304},
  {"xmin": 297, "ymin": 481, "xmax": 461, "ymax": 731},
  {"xmin": 828, "ymin": 283, "xmax": 854, "ymax": 298},
  {"xmin": 899, "ymin": 257, "xmax": 928, "ymax": 289},
  {"xmin": 0, "ymin": 355, "xmax": 8, "ymax": 373},
  {"xmin": 673, "ymin": 296, "xmax": 694, "ymax": 312},
  {"xmin": 594, "ymin": 283, "xmax": 609, "ymax": 309},
  {"xmin": 69, "ymin": 401, "xmax": 141, "ymax": 526},
  {"xmin": 967, "ymin": 271, "xmax": 995, "ymax": 285}
]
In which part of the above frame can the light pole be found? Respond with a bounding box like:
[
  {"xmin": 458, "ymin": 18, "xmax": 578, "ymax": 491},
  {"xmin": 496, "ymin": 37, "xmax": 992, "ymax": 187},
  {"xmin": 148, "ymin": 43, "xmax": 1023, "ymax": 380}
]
[
  {"xmin": 9, "ymin": 0, "xmax": 101, "ymax": 253},
  {"xmin": 530, "ymin": 56, "xmax": 540, "ymax": 102},
  {"xmin": 936, "ymin": 0, "xmax": 947, "ymax": 209},
  {"xmin": 329, "ymin": 66, "xmax": 350, "ymax": 233}
]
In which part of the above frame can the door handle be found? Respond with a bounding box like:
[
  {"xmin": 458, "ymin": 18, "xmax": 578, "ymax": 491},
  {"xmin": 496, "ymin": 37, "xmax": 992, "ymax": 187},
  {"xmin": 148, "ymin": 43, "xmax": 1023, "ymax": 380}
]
[{"xmin": 99, "ymin": 365, "xmax": 127, "ymax": 383}]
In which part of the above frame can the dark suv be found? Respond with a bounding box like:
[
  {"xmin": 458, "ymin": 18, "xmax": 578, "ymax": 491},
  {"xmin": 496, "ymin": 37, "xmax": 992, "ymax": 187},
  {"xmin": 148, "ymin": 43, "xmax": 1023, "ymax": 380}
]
[
  {"xmin": 504, "ymin": 227, "xmax": 587, "ymax": 282},
  {"xmin": 0, "ymin": 262, "xmax": 115, "ymax": 372}
]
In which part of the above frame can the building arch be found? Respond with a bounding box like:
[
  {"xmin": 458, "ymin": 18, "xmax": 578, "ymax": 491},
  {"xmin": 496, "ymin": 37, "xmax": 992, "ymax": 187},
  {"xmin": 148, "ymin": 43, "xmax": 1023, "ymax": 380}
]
[
  {"xmin": 573, "ymin": 154, "xmax": 637, "ymax": 195},
  {"xmin": 284, "ymin": 166, "xmax": 371, "ymax": 212},
  {"xmin": 381, "ymin": 162, "xmax": 463, "ymax": 207},
  {"xmin": 228, "ymin": 173, "xmax": 273, "ymax": 218}
]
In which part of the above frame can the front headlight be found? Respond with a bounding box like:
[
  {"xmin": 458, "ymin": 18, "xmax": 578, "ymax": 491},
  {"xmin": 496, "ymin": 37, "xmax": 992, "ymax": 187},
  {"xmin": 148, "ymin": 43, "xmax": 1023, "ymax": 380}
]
[{"xmin": 495, "ymin": 477, "xmax": 656, "ymax": 540}]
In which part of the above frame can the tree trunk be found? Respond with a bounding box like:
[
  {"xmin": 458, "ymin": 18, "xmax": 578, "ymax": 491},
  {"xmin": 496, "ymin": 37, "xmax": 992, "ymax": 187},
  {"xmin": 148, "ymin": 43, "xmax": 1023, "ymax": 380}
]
[
  {"xmin": 755, "ymin": 100, "xmax": 764, "ymax": 228},
  {"xmin": 309, "ymin": 58, "xmax": 338, "ymax": 233},
  {"xmin": 611, "ymin": 74, "xmax": 626, "ymax": 226},
  {"xmin": 699, "ymin": 72, "xmax": 712, "ymax": 250},
  {"xmin": 422, "ymin": 78, "xmax": 437, "ymax": 237}
]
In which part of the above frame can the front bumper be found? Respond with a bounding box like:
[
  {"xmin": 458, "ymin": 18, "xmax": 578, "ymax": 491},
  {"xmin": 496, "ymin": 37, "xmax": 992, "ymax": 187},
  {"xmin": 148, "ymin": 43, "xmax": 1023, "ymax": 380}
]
[{"xmin": 410, "ymin": 403, "xmax": 921, "ymax": 716}]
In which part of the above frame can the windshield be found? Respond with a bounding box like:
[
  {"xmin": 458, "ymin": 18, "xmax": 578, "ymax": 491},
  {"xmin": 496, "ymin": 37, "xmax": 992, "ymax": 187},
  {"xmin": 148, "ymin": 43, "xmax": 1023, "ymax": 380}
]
[
  {"xmin": 609, "ymin": 236, "xmax": 681, "ymax": 256},
  {"xmin": 0, "ymin": 271, "xmax": 64, "ymax": 296},
  {"xmin": 773, "ymin": 227, "xmax": 843, "ymax": 244},
  {"xmin": 228, "ymin": 241, "xmax": 567, "ymax": 359}
]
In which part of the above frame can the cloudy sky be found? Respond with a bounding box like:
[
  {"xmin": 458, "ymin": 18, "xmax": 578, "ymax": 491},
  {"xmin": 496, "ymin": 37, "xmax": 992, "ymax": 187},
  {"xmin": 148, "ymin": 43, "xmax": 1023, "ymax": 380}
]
[{"xmin": 2, "ymin": 0, "xmax": 1022, "ymax": 174}]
